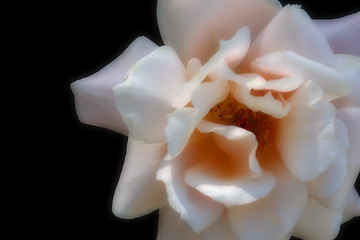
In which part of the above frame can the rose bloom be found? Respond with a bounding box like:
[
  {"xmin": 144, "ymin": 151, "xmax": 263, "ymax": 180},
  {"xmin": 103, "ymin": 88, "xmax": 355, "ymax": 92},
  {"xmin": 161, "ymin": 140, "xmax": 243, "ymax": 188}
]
[{"xmin": 71, "ymin": 0, "xmax": 360, "ymax": 239}]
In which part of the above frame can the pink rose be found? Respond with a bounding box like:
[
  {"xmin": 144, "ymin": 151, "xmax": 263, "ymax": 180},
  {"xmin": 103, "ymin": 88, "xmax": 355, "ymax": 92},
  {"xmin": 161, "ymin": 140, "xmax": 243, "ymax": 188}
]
[{"xmin": 71, "ymin": 1, "xmax": 360, "ymax": 239}]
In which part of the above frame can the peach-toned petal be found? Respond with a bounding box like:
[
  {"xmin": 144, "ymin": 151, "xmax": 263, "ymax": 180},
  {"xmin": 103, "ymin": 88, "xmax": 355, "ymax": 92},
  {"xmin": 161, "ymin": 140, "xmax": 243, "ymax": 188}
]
[
  {"xmin": 292, "ymin": 196, "xmax": 343, "ymax": 240},
  {"xmin": 114, "ymin": 46, "xmax": 187, "ymax": 143},
  {"xmin": 251, "ymin": 51, "xmax": 350, "ymax": 101},
  {"xmin": 277, "ymin": 81, "xmax": 337, "ymax": 182},
  {"xmin": 71, "ymin": 36, "xmax": 157, "ymax": 135},
  {"xmin": 157, "ymin": 159, "xmax": 224, "ymax": 233},
  {"xmin": 228, "ymin": 166, "xmax": 307, "ymax": 240},
  {"xmin": 249, "ymin": 5, "xmax": 336, "ymax": 67},
  {"xmin": 307, "ymin": 119, "xmax": 349, "ymax": 200},
  {"xmin": 112, "ymin": 138, "xmax": 167, "ymax": 219},
  {"xmin": 333, "ymin": 54, "xmax": 360, "ymax": 108},
  {"xmin": 315, "ymin": 12, "xmax": 360, "ymax": 57},
  {"xmin": 172, "ymin": 27, "xmax": 250, "ymax": 108},
  {"xmin": 157, "ymin": 0, "xmax": 281, "ymax": 63}
]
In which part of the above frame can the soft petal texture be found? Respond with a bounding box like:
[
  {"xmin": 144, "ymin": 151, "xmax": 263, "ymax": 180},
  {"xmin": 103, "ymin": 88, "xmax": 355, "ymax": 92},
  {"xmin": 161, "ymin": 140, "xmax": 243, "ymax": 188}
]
[
  {"xmin": 333, "ymin": 54, "xmax": 360, "ymax": 108},
  {"xmin": 112, "ymin": 138, "xmax": 167, "ymax": 218},
  {"xmin": 157, "ymin": 205, "xmax": 239, "ymax": 240},
  {"xmin": 228, "ymin": 165, "xmax": 307, "ymax": 240},
  {"xmin": 277, "ymin": 81, "xmax": 337, "ymax": 182},
  {"xmin": 315, "ymin": 12, "xmax": 360, "ymax": 57},
  {"xmin": 248, "ymin": 5, "xmax": 336, "ymax": 67},
  {"xmin": 71, "ymin": 36, "xmax": 157, "ymax": 135},
  {"xmin": 251, "ymin": 51, "xmax": 350, "ymax": 101},
  {"xmin": 157, "ymin": 156, "xmax": 224, "ymax": 233},
  {"xmin": 173, "ymin": 27, "xmax": 250, "ymax": 108},
  {"xmin": 343, "ymin": 188, "xmax": 360, "ymax": 222},
  {"xmin": 293, "ymin": 196, "xmax": 343, "ymax": 240},
  {"xmin": 307, "ymin": 119, "xmax": 349, "ymax": 201},
  {"xmin": 157, "ymin": 0, "xmax": 281, "ymax": 63},
  {"xmin": 114, "ymin": 46, "xmax": 187, "ymax": 143}
]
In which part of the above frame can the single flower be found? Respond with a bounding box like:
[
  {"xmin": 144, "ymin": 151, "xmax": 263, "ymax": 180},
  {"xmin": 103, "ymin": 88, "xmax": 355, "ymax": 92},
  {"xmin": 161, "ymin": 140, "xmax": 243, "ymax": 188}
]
[{"xmin": 71, "ymin": 1, "xmax": 360, "ymax": 239}]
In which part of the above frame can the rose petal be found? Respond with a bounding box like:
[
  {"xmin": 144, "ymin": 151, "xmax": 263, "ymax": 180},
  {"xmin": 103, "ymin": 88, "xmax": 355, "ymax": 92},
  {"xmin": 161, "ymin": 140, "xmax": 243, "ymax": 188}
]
[
  {"xmin": 157, "ymin": 157, "xmax": 224, "ymax": 233},
  {"xmin": 343, "ymin": 187, "xmax": 360, "ymax": 222},
  {"xmin": 251, "ymin": 51, "xmax": 351, "ymax": 101},
  {"xmin": 307, "ymin": 119, "xmax": 349, "ymax": 200},
  {"xmin": 292, "ymin": 196, "xmax": 343, "ymax": 240},
  {"xmin": 157, "ymin": 0, "xmax": 281, "ymax": 63},
  {"xmin": 248, "ymin": 5, "xmax": 336, "ymax": 67},
  {"xmin": 172, "ymin": 27, "xmax": 250, "ymax": 108},
  {"xmin": 315, "ymin": 12, "xmax": 360, "ymax": 57},
  {"xmin": 112, "ymin": 138, "xmax": 167, "ymax": 218},
  {"xmin": 71, "ymin": 36, "xmax": 158, "ymax": 135},
  {"xmin": 228, "ymin": 165, "xmax": 307, "ymax": 240},
  {"xmin": 114, "ymin": 46, "xmax": 187, "ymax": 143},
  {"xmin": 333, "ymin": 54, "xmax": 360, "ymax": 108},
  {"xmin": 166, "ymin": 80, "xmax": 230, "ymax": 158},
  {"xmin": 277, "ymin": 81, "xmax": 337, "ymax": 182}
]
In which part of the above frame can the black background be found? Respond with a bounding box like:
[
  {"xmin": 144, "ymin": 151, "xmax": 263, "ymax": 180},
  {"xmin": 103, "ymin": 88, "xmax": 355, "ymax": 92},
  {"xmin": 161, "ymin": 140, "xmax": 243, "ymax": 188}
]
[{"xmin": 47, "ymin": 0, "xmax": 360, "ymax": 239}]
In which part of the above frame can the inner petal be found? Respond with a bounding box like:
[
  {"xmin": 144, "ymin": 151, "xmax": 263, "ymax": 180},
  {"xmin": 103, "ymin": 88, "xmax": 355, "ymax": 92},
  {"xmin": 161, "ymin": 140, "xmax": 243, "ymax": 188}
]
[{"xmin": 204, "ymin": 93, "xmax": 278, "ymax": 148}]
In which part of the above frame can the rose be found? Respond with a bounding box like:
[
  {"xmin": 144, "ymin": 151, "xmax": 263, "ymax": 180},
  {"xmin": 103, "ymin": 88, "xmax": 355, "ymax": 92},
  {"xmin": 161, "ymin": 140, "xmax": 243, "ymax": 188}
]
[{"xmin": 71, "ymin": 1, "xmax": 360, "ymax": 239}]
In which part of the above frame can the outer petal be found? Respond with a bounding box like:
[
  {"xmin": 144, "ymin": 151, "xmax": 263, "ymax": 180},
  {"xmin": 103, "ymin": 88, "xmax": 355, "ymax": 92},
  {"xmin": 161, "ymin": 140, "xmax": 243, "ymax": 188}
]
[
  {"xmin": 248, "ymin": 5, "xmax": 336, "ymax": 67},
  {"xmin": 292, "ymin": 196, "xmax": 343, "ymax": 240},
  {"xmin": 114, "ymin": 46, "xmax": 187, "ymax": 143},
  {"xmin": 228, "ymin": 165, "xmax": 307, "ymax": 240},
  {"xmin": 315, "ymin": 12, "xmax": 360, "ymax": 57},
  {"xmin": 343, "ymin": 187, "xmax": 360, "ymax": 222},
  {"xmin": 157, "ymin": 155, "xmax": 224, "ymax": 233},
  {"xmin": 251, "ymin": 51, "xmax": 350, "ymax": 101},
  {"xmin": 333, "ymin": 54, "xmax": 360, "ymax": 108},
  {"xmin": 71, "ymin": 36, "xmax": 157, "ymax": 135},
  {"xmin": 276, "ymin": 81, "xmax": 337, "ymax": 182},
  {"xmin": 157, "ymin": 0, "xmax": 281, "ymax": 63},
  {"xmin": 112, "ymin": 138, "xmax": 167, "ymax": 218}
]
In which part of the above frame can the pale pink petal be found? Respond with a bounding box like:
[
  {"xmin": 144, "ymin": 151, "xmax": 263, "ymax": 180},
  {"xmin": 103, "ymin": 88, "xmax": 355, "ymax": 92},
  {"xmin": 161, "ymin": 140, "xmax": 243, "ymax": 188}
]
[
  {"xmin": 112, "ymin": 138, "xmax": 167, "ymax": 219},
  {"xmin": 333, "ymin": 54, "xmax": 360, "ymax": 108},
  {"xmin": 114, "ymin": 46, "xmax": 187, "ymax": 143},
  {"xmin": 71, "ymin": 36, "xmax": 157, "ymax": 135},
  {"xmin": 157, "ymin": 158, "xmax": 224, "ymax": 233},
  {"xmin": 249, "ymin": 5, "xmax": 336, "ymax": 67},
  {"xmin": 157, "ymin": 0, "xmax": 281, "ymax": 63},
  {"xmin": 228, "ymin": 166, "xmax": 307, "ymax": 240},
  {"xmin": 293, "ymin": 196, "xmax": 343, "ymax": 240},
  {"xmin": 251, "ymin": 51, "xmax": 351, "ymax": 101},
  {"xmin": 315, "ymin": 12, "xmax": 360, "ymax": 57},
  {"xmin": 307, "ymin": 119, "xmax": 349, "ymax": 200},
  {"xmin": 166, "ymin": 80, "xmax": 229, "ymax": 158},
  {"xmin": 157, "ymin": 206, "xmax": 239, "ymax": 240},
  {"xmin": 277, "ymin": 81, "xmax": 338, "ymax": 182},
  {"xmin": 343, "ymin": 187, "xmax": 360, "ymax": 222},
  {"xmin": 173, "ymin": 27, "xmax": 250, "ymax": 108}
]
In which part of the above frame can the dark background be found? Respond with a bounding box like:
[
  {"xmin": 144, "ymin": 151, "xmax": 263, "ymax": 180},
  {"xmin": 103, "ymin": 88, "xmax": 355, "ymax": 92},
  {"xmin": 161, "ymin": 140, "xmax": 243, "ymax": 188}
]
[{"xmin": 54, "ymin": 0, "xmax": 360, "ymax": 239}]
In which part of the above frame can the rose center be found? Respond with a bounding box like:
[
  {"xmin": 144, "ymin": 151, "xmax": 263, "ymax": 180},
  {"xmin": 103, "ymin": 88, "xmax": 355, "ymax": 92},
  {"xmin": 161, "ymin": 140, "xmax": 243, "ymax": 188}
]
[{"xmin": 204, "ymin": 94, "xmax": 277, "ymax": 146}]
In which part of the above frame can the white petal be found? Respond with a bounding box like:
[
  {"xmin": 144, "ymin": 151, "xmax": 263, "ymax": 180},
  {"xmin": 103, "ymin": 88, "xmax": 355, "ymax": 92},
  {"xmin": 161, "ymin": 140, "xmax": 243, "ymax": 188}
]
[
  {"xmin": 343, "ymin": 187, "xmax": 360, "ymax": 222},
  {"xmin": 196, "ymin": 120, "xmax": 260, "ymax": 174},
  {"xmin": 157, "ymin": 159, "xmax": 224, "ymax": 233},
  {"xmin": 112, "ymin": 138, "xmax": 167, "ymax": 218},
  {"xmin": 246, "ymin": 75, "xmax": 304, "ymax": 92},
  {"xmin": 167, "ymin": 80, "xmax": 229, "ymax": 158},
  {"xmin": 185, "ymin": 166, "xmax": 276, "ymax": 208},
  {"xmin": 292, "ymin": 196, "xmax": 343, "ymax": 240},
  {"xmin": 315, "ymin": 12, "xmax": 360, "ymax": 57},
  {"xmin": 172, "ymin": 27, "xmax": 250, "ymax": 108},
  {"xmin": 248, "ymin": 4, "xmax": 336, "ymax": 67},
  {"xmin": 333, "ymin": 54, "xmax": 360, "ymax": 108},
  {"xmin": 157, "ymin": 0, "xmax": 281, "ymax": 63},
  {"xmin": 228, "ymin": 71, "xmax": 291, "ymax": 118},
  {"xmin": 277, "ymin": 81, "xmax": 338, "ymax": 181},
  {"xmin": 251, "ymin": 51, "xmax": 351, "ymax": 101},
  {"xmin": 307, "ymin": 119, "xmax": 349, "ymax": 200},
  {"xmin": 114, "ymin": 46, "xmax": 187, "ymax": 143},
  {"xmin": 71, "ymin": 36, "xmax": 157, "ymax": 135},
  {"xmin": 228, "ymin": 166, "xmax": 307, "ymax": 240}
]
